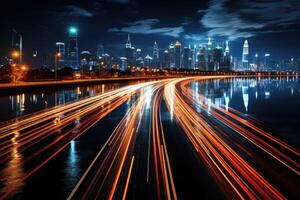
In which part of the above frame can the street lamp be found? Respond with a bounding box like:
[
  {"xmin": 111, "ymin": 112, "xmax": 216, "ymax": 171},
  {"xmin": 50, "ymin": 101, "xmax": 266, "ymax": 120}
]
[{"xmin": 54, "ymin": 53, "xmax": 61, "ymax": 80}]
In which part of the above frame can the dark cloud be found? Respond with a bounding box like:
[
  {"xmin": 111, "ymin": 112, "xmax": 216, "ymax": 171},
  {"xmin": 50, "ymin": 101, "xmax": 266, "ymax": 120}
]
[
  {"xmin": 200, "ymin": 0, "xmax": 300, "ymax": 40},
  {"xmin": 108, "ymin": 19, "xmax": 184, "ymax": 37},
  {"xmin": 64, "ymin": 5, "xmax": 94, "ymax": 17}
]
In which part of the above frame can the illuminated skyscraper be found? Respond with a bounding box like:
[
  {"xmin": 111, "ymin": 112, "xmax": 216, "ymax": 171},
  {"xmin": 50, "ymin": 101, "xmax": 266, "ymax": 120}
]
[
  {"xmin": 254, "ymin": 53, "xmax": 260, "ymax": 71},
  {"xmin": 56, "ymin": 42, "xmax": 65, "ymax": 68},
  {"xmin": 198, "ymin": 46, "xmax": 206, "ymax": 71},
  {"xmin": 169, "ymin": 43, "xmax": 175, "ymax": 68},
  {"xmin": 242, "ymin": 40, "xmax": 249, "ymax": 71},
  {"xmin": 207, "ymin": 37, "xmax": 212, "ymax": 50},
  {"xmin": 153, "ymin": 41, "xmax": 159, "ymax": 68},
  {"xmin": 163, "ymin": 50, "xmax": 170, "ymax": 68},
  {"xmin": 96, "ymin": 44, "xmax": 104, "ymax": 58},
  {"xmin": 125, "ymin": 34, "xmax": 135, "ymax": 67},
  {"xmin": 183, "ymin": 46, "xmax": 191, "ymax": 69},
  {"xmin": 191, "ymin": 45, "xmax": 197, "ymax": 69},
  {"xmin": 225, "ymin": 41, "xmax": 229, "ymax": 55},
  {"xmin": 264, "ymin": 53, "xmax": 271, "ymax": 71},
  {"xmin": 126, "ymin": 34, "xmax": 131, "ymax": 49},
  {"xmin": 68, "ymin": 27, "xmax": 79, "ymax": 70},
  {"xmin": 222, "ymin": 41, "xmax": 231, "ymax": 71},
  {"xmin": 119, "ymin": 57, "xmax": 127, "ymax": 71},
  {"xmin": 144, "ymin": 54, "xmax": 152, "ymax": 68},
  {"xmin": 175, "ymin": 41, "xmax": 182, "ymax": 68},
  {"xmin": 80, "ymin": 51, "xmax": 92, "ymax": 70}
]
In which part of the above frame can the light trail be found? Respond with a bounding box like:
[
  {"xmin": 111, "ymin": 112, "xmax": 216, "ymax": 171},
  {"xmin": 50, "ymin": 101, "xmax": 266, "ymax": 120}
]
[
  {"xmin": 0, "ymin": 76, "xmax": 299, "ymax": 199},
  {"xmin": 163, "ymin": 76, "xmax": 299, "ymax": 199},
  {"xmin": 0, "ymin": 80, "xmax": 166, "ymax": 199},
  {"xmin": 67, "ymin": 83, "xmax": 164, "ymax": 199},
  {"xmin": 180, "ymin": 78, "xmax": 300, "ymax": 175},
  {"xmin": 68, "ymin": 81, "xmax": 178, "ymax": 200},
  {"xmin": 151, "ymin": 89, "xmax": 177, "ymax": 200}
]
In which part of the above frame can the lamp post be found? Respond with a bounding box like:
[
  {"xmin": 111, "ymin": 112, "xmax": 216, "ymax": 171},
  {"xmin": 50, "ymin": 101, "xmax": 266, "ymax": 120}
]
[{"xmin": 55, "ymin": 53, "xmax": 61, "ymax": 80}]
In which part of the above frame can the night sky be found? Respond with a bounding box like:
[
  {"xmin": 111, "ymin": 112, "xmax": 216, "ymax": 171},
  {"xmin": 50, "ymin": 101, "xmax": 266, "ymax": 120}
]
[{"xmin": 1, "ymin": 0, "xmax": 300, "ymax": 61}]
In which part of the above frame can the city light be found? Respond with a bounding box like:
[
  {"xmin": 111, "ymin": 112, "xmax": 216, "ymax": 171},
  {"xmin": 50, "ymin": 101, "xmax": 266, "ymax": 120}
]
[
  {"xmin": 0, "ymin": 1, "xmax": 300, "ymax": 199},
  {"xmin": 20, "ymin": 65, "xmax": 28, "ymax": 71},
  {"xmin": 69, "ymin": 27, "xmax": 78, "ymax": 34},
  {"xmin": 12, "ymin": 51, "xmax": 20, "ymax": 58}
]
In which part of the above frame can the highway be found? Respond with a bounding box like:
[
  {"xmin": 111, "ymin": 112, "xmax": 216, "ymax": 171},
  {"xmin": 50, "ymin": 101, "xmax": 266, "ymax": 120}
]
[{"xmin": 0, "ymin": 76, "xmax": 299, "ymax": 199}]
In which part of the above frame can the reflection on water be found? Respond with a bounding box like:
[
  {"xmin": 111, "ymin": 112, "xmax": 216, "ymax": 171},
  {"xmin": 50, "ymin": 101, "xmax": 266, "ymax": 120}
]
[
  {"xmin": 242, "ymin": 86, "xmax": 249, "ymax": 111},
  {"xmin": 0, "ymin": 83, "xmax": 126, "ymax": 122},
  {"xmin": 64, "ymin": 140, "xmax": 80, "ymax": 191},
  {"xmin": 194, "ymin": 77, "xmax": 299, "ymax": 114},
  {"xmin": 0, "ymin": 131, "xmax": 25, "ymax": 195}
]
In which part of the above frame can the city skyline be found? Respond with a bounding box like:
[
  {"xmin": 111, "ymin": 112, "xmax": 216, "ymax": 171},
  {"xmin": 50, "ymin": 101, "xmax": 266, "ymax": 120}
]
[
  {"xmin": 1, "ymin": 0, "xmax": 300, "ymax": 61},
  {"xmin": 0, "ymin": 1, "xmax": 299, "ymax": 199}
]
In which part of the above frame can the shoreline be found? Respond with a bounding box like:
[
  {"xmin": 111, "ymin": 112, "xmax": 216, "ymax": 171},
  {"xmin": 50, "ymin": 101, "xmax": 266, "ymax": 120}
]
[{"xmin": 0, "ymin": 74, "xmax": 297, "ymax": 92}]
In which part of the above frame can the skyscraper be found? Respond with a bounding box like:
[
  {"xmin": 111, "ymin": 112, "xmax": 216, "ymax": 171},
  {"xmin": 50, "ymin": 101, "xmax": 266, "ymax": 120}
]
[
  {"xmin": 175, "ymin": 41, "xmax": 182, "ymax": 68},
  {"xmin": 163, "ymin": 50, "xmax": 170, "ymax": 68},
  {"xmin": 264, "ymin": 53, "xmax": 271, "ymax": 71},
  {"xmin": 169, "ymin": 43, "xmax": 175, "ymax": 68},
  {"xmin": 242, "ymin": 40, "xmax": 249, "ymax": 71},
  {"xmin": 191, "ymin": 45, "xmax": 197, "ymax": 70},
  {"xmin": 254, "ymin": 53, "xmax": 260, "ymax": 71},
  {"xmin": 125, "ymin": 34, "xmax": 135, "ymax": 68},
  {"xmin": 183, "ymin": 46, "xmax": 191, "ymax": 69},
  {"xmin": 119, "ymin": 57, "xmax": 127, "ymax": 71},
  {"xmin": 56, "ymin": 42, "xmax": 65, "ymax": 68},
  {"xmin": 198, "ymin": 47, "xmax": 206, "ymax": 71},
  {"xmin": 225, "ymin": 41, "xmax": 229, "ymax": 55},
  {"xmin": 153, "ymin": 41, "xmax": 159, "ymax": 68},
  {"xmin": 80, "ymin": 51, "xmax": 92, "ymax": 71},
  {"xmin": 96, "ymin": 44, "xmax": 104, "ymax": 58},
  {"xmin": 207, "ymin": 37, "xmax": 212, "ymax": 50},
  {"xmin": 68, "ymin": 27, "xmax": 79, "ymax": 70},
  {"xmin": 144, "ymin": 54, "xmax": 152, "ymax": 68},
  {"xmin": 222, "ymin": 41, "xmax": 231, "ymax": 71},
  {"xmin": 213, "ymin": 47, "xmax": 222, "ymax": 71}
]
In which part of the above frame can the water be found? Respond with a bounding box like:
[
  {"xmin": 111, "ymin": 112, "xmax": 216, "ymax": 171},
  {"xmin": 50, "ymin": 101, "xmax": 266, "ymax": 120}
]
[{"xmin": 0, "ymin": 77, "xmax": 299, "ymax": 199}]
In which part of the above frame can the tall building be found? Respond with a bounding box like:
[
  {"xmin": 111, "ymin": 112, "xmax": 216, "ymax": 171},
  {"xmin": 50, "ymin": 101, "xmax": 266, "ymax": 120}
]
[
  {"xmin": 198, "ymin": 47, "xmax": 206, "ymax": 70},
  {"xmin": 222, "ymin": 41, "xmax": 231, "ymax": 71},
  {"xmin": 213, "ymin": 47, "xmax": 222, "ymax": 71},
  {"xmin": 207, "ymin": 37, "xmax": 212, "ymax": 50},
  {"xmin": 242, "ymin": 40, "xmax": 249, "ymax": 71},
  {"xmin": 163, "ymin": 50, "xmax": 170, "ymax": 68},
  {"xmin": 174, "ymin": 41, "xmax": 182, "ymax": 68},
  {"xmin": 119, "ymin": 57, "xmax": 127, "ymax": 71},
  {"xmin": 153, "ymin": 42, "xmax": 159, "ymax": 68},
  {"xmin": 191, "ymin": 45, "xmax": 197, "ymax": 69},
  {"xmin": 96, "ymin": 44, "xmax": 104, "ymax": 58},
  {"xmin": 183, "ymin": 46, "xmax": 191, "ymax": 69},
  {"xmin": 136, "ymin": 48, "xmax": 142, "ymax": 59},
  {"xmin": 68, "ymin": 27, "xmax": 79, "ymax": 70},
  {"xmin": 254, "ymin": 53, "xmax": 260, "ymax": 71},
  {"xmin": 169, "ymin": 43, "xmax": 175, "ymax": 68},
  {"xmin": 144, "ymin": 54, "xmax": 152, "ymax": 68},
  {"xmin": 264, "ymin": 53, "xmax": 271, "ymax": 71},
  {"xmin": 80, "ymin": 51, "xmax": 92, "ymax": 71},
  {"xmin": 55, "ymin": 42, "xmax": 65, "ymax": 68},
  {"xmin": 125, "ymin": 34, "xmax": 135, "ymax": 68},
  {"xmin": 136, "ymin": 49, "xmax": 143, "ymax": 67},
  {"xmin": 224, "ymin": 41, "xmax": 229, "ymax": 55}
]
